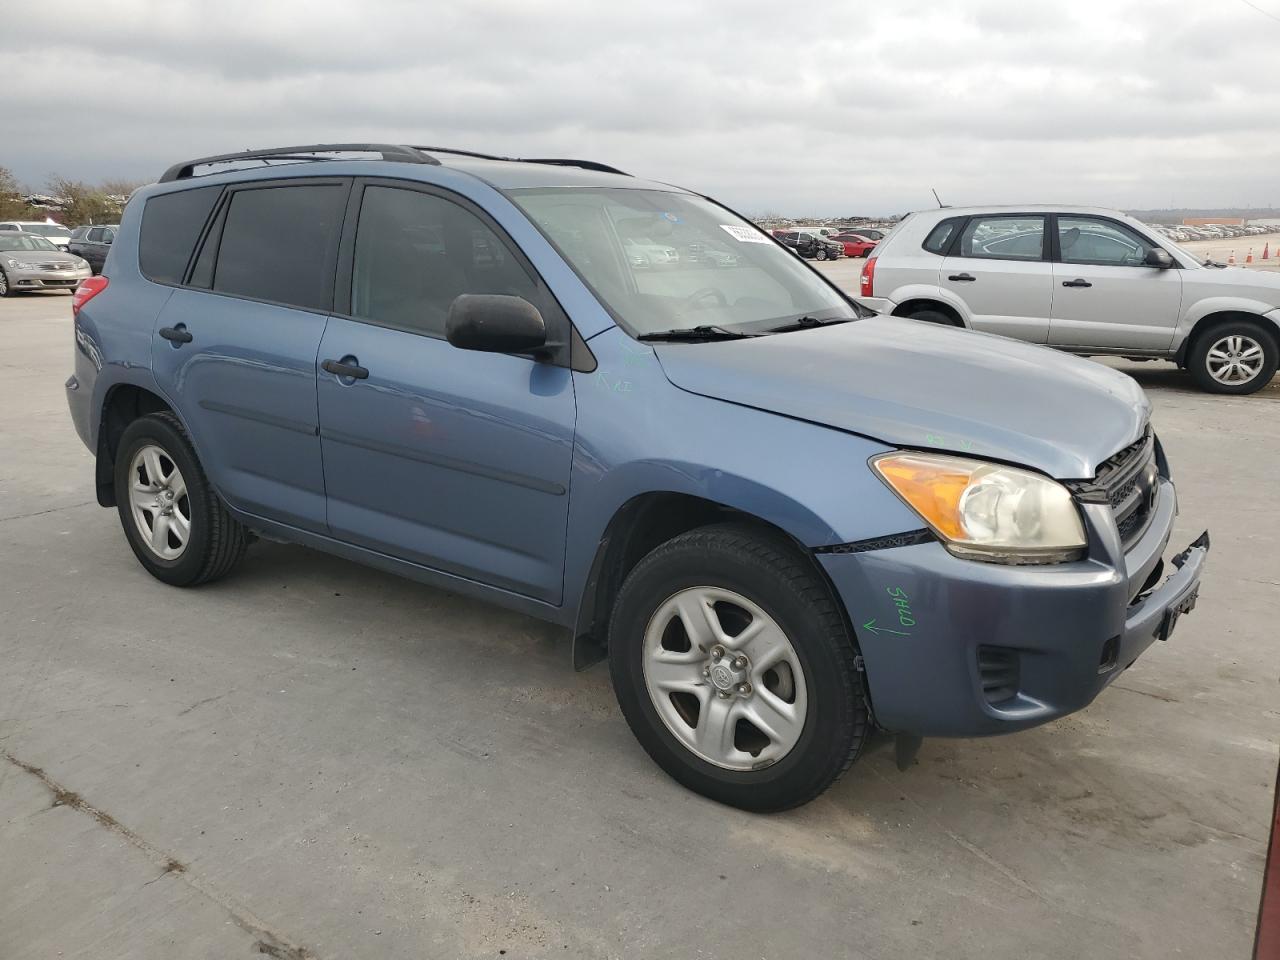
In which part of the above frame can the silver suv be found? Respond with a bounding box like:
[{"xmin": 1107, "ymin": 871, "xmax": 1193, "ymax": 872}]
[{"xmin": 857, "ymin": 205, "xmax": 1280, "ymax": 394}]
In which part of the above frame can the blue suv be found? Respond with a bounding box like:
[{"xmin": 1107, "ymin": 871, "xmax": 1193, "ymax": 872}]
[{"xmin": 66, "ymin": 144, "xmax": 1209, "ymax": 811}]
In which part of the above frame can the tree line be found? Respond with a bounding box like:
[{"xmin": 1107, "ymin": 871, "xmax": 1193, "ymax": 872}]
[{"xmin": 0, "ymin": 165, "xmax": 148, "ymax": 227}]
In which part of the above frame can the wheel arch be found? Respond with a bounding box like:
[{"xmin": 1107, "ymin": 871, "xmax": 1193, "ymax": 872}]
[
  {"xmin": 570, "ymin": 491, "xmax": 855, "ymax": 671},
  {"xmin": 1174, "ymin": 308, "xmax": 1280, "ymax": 366},
  {"xmin": 891, "ymin": 298, "xmax": 965, "ymax": 326},
  {"xmin": 94, "ymin": 383, "xmax": 179, "ymax": 506}
]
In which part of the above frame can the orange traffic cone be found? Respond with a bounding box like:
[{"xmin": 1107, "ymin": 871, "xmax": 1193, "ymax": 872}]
[
  {"xmin": 1263, "ymin": 243, "xmax": 1270, "ymax": 260},
  {"xmin": 1228, "ymin": 250, "xmax": 1237, "ymax": 264},
  {"xmin": 1246, "ymin": 248, "xmax": 1254, "ymax": 264}
]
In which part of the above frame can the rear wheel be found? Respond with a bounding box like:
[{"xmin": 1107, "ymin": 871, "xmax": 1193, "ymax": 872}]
[
  {"xmin": 1187, "ymin": 321, "xmax": 1277, "ymax": 394},
  {"xmin": 113, "ymin": 412, "xmax": 249, "ymax": 586},
  {"xmin": 608, "ymin": 523, "xmax": 868, "ymax": 812}
]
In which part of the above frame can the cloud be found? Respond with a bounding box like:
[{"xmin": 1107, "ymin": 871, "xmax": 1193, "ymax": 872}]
[{"xmin": 3, "ymin": 0, "xmax": 1278, "ymax": 213}]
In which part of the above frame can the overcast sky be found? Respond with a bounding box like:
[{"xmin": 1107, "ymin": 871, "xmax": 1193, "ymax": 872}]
[{"xmin": 4, "ymin": 0, "xmax": 1278, "ymax": 215}]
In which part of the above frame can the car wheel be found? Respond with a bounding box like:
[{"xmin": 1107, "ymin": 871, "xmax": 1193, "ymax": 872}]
[
  {"xmin": 0, "ymin": 266, "xmax": 11, "ymax": 297},
  {"xmin": 608, "ymin": 523, "xmax": 869, "ymax": 812},
  {"xmin": 1188, "ymin": 322, "xmax": 1278, "ymax": 395},
  {"xmin": 908, "ymin": 308, "xmax": 959, "ymax": 327},
  {"xmin": 113, "ymin": 411, "xmax": 249, "ymax": 586}
]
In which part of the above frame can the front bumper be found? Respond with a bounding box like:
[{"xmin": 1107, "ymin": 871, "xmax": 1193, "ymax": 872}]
[
  {"xmin": 5, "ymin": 264, "xmax": 90, "ymax": 289},
  {"xmin": 819, "ymin": 478, "xmax": 1209, "ymax": 736}
]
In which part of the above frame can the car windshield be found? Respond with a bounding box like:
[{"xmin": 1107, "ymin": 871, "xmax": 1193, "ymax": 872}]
[
  {"xmin": 24, "ymin": 224, "xmax": 71, "ymax": 239},
  {"xmin": 510, "ymin": 187, "xmax": 854, "ymax": 337},
  {"xmin": 0, "ymin": 235, "xmax": 58, "ymax": 252}
]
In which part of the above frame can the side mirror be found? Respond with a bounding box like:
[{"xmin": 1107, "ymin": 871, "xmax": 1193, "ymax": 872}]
[
  {"xmin": 446, "ymin": 294, "xmax": 547, "ymax": 355},
  {"xmin": 1144, "ymin": 247, "xmax": 1173, "ymax": 269}
]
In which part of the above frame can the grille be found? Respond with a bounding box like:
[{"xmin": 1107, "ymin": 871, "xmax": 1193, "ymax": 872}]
[
  {"xmin": 1065, "ymin": 430, "xmax": 1159, "ymax": 551},
  {"xmin": 977, "ymin": 646, "xmax": 1020, "ymax": 705}
]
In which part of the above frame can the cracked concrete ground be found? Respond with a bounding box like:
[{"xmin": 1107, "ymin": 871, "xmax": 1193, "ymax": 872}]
[{"xmin": 2, "ymin": 291, "xmax": 1276, "ymax": 959}]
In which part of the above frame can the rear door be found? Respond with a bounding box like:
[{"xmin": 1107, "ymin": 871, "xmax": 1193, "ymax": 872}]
[
  {"xmin": 939, "ymin": 214, "xmax": 1052, "ymax": 342},
  {"xmin": 150, "ymin": 178, "xmax": 349, "ymax": 532},
  {"xmin": 1048, "ymin": 215, "xmax": 1183, "ymax": 350},
  {"xmin": 316, "ymin": 179, "xmax": 576, "ymax": 603}
]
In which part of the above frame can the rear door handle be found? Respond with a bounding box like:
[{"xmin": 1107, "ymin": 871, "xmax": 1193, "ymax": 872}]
[
  {"xmin": 158, "ymin": 325, "xmax": 193, "ymax": 344},
  {"xmin": 1062, "ymin": 278, "xmax": 1093, "ymax": 288},
  {"xmin": 321, "ymin": 357, "xmax": 369, "ymax": 380},
  {"xmin": 947, "ymin": 273, "xmax": 976, "ymax": 282}
]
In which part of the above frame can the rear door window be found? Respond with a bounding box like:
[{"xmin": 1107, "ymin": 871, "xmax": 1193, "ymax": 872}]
[
  {"xmin": 958, "ymin": 216, "xmax": 1046, "ymax": 262},
  {"xmin": 211, "ymin": 183, "xmax": 346, "ymax": 311},
  {"xmin": 139, "ymin": 185, "xmax": 222, "ymax": 284},
  {"xmin": 922, "ymin": 217, "xmax": 964, "ymax": 255}
]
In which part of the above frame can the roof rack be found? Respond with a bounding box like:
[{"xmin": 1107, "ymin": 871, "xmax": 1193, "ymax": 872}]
[
  {"xmin": 158, "ymin": 143, "xmax": 437, "ymax": 183},
  {"xmin": 412, "ymin": 146, "xmax": 630, "ymax": 177}
]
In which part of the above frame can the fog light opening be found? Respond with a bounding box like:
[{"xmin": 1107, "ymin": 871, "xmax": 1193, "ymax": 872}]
[{"xmin": 1098, "ymin": 636, "xmax": 1120, "ymax": 674}]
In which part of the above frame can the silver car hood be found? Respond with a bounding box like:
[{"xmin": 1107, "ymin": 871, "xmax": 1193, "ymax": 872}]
[{"xmin": 654, "ymin": 316, "xmax": 1150, "ymax": 480}]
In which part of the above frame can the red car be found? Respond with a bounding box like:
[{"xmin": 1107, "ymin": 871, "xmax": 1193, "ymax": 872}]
[{"xmin": 830, "ymin": 232, "xmax": 878, "ymax": 258}]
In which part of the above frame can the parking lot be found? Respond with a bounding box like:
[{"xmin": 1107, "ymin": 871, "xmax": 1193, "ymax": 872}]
[{"xmin": 1, "ymin": 289, "xmax": 1276, "ymax": 958}]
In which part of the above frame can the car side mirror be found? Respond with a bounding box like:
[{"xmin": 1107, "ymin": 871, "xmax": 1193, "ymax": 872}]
[
  {"xmin": 1144, "ymin": 247, "xmax": 1173, "ymax": 268},
  {"xmin": 446, "ymin": 294, "xmax": 547, "ymax": 355}
]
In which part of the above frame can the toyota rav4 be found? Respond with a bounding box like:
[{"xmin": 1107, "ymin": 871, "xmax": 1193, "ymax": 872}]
[{"xmin": 66, "ymin": 146, "xmax": 1209, "ymax": 811}]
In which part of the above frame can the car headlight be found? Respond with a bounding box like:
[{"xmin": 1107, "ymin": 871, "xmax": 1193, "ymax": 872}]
[
  {"xmin": 871, "ymin": 451, "xmax": 1087, "ymax": 564},
  {"xmin": 8, "ymin": 259, "xmax": 38, "ymax": 270}
]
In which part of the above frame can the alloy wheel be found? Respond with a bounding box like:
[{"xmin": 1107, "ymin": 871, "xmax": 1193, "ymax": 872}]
[
  {"xmin": 128, "ymin": 444, "xmax": 192, "ymax": 560},
  {"xmin": 1205, "ymin": 333, "xmax": 1266, "ymax": 385},
  {"xmin": 642, "ymin": 586, "xmax": 808, "ymax": 771},
  {"xmin": 0, "ymin": 268, "xmax": 8, "ymax": 296}
]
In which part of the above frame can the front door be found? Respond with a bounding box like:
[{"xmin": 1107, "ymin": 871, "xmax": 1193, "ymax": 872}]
[
  {"xmin": 317, "ymin": 181, "xmax": 576, "ymax": 604},
  {"xmin": 151, "ymin": 179, "xmax": 350, "ymax": 531},
  {"xmin": 940, "ymin": 214, "xmax": 1052, "ymax": 343},
  {"xmin": 1048, "ymin": 215, "xmax": 1184, "ymax": 350}
]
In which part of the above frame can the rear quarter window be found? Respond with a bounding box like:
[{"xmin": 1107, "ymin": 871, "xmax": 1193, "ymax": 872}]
[
  {"xmin": 922, "ymin": 217, "xmax": 964, "ymax": 255},
  {"xmin": 139, "ymin": 186, "xmax": 222, "ymax": 284}
]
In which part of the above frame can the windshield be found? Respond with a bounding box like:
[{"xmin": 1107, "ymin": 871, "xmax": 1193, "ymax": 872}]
[
  {"xmin": 0, "ymin": 235, "xmax": 58, "ymax": 252},
  {"xmin": 510, "ymin": 188, "xmax": 854, "ymax": 336},
  {"xmin": 24, "ymin": 224, "xmax": 71, "ymax": 239}
]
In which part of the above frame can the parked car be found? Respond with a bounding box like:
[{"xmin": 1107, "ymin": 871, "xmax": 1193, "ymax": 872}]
[
  {"xmin": 841, "ymin": 226, "xmax": 886, "ymax": 241},
  {"xmin": 68, "ymin": 224, "xmax": 120, "ymax": 274},
  {"xmin": 858, "ymin": 205, "xmax": 1280, "ymax": 394},
  {"xmin": 0, "ymin": 220, "xmax": 73, "ymax": 250},
  {"xmin": 0, "ymin": 234, "xmax": 91, "ymax": 296},
  {"xmin": 772, "ymin": 229, "xmax": 843, "ymax": 260},
  {"xmin": 66, "ymin": 145, "xmax": 1208, "ymax": 811},
  {"xmin": 830, "ymin": 232, "xmax": 877, "ymax": 258}
]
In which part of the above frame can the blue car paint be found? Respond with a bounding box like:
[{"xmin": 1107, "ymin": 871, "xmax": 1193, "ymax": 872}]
[{"xmin": 67, "ymin": 154, "xmax": 1209, "ymax": 739}]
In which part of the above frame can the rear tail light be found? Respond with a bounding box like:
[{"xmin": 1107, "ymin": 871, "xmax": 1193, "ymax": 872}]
[
  {"xmin": 72, "ymin": 275, "xmax": 108, "ymax": 317},
  {"xmin": 859, "ymin": 254, "xmax": 876, "ymax": 297}
]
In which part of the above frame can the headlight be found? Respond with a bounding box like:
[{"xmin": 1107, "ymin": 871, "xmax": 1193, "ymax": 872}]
[
  {"xmin": 9, "ymin": 260, "xmax": 38, "ymax": 270},
  {"xmin": 871, "ymin": 451, "xmax": 1087, "ymax": 564}
]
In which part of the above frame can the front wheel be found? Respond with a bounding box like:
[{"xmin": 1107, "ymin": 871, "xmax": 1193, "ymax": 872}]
[
  {"xmin": 1187, "ymin": 322, "xmax": 1278, "ymax": 394},
  {"xmin": 0, "ymin": 266, "xmax": 11, "ymax": 297},
  {"xmin": 113, "ymin": 412, "xmax": 249, "ymax": 586},
  {"xmin": 608, "ymin": 524, "xmax": 869, "ymax": 812},
  {"xmin": 815, "ymin": 248, "xmax": 828, "ymax": 261}
]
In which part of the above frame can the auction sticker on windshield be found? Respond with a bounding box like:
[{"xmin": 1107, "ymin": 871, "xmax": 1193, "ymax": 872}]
[{"xmin": 720, "ymin": 224, "xmax": 772, "ymax": 243}]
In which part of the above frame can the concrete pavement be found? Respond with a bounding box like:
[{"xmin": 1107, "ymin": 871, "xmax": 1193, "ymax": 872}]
[{"xmin": 1, "ymin": 291, "xmax": 1275, "ymax": 959}]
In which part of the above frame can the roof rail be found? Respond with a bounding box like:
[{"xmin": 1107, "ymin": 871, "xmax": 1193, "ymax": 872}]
[
  {"xmin": 158, "ymin": 143, "xmax": 437, "ymax": 183},
  {"xmin": 412, "ymin": 146, "xmax": 630, "ymax": 177}
]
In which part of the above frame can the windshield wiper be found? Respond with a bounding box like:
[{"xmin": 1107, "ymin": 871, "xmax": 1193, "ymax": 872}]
[
  {"xmin": 763, "ymin": 315, "xmax": 857, "ymax": 333},
  {"xmin": 637, "ymin": 325, "xmax": 762, "ymax": 342}
]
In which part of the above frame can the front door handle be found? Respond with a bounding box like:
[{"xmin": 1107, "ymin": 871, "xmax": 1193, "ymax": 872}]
[
  {"xmin": 159, "ymin": 325, "xmax": 193, "ymax": 344},
  {"xmin": 1062, "ymin": 278, "xmax": 1093, "ymax": 288},
  {"xmin": 322, "ymin": 357, "xmax": 370, "ymax": 380},
  {"xmin": 947, "ymin": 273, "xmax": 976, "ymax": 282}
]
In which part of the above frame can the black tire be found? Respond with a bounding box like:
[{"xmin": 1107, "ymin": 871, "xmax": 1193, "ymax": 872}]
[
  {"xmin": 815, "ymin": 248, "xmax": 828, "ymax": 261},
  {"xmin": 908, "ymin": 307, "xmax": 959, "ymax": 326},
  {"xmin": 608, "ymin": 523, "xmax": 869, "ymax": 812},
  {"xmin": 1187, "ymin": 320, "xmax": 1278, "ymax": 395},
  {"xmin": 113, "ymin": 411, "xmax": 248, "ymax": 586},
  {"xmin": 0, "ymin": 265, "xmax": 12, "ymax": 297}
]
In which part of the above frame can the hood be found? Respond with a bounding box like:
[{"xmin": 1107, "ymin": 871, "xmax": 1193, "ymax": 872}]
[
  {"xmin": 654, "ymin": 316, "xmax": 1150, "ymax": 479},
  {"xmin": 1185, "ymin": 262, "xmax": 1280, "ymax": 304},
  {"xmin": 3, "ymin": 249, "xmax": 81, "ymax": 265}
]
